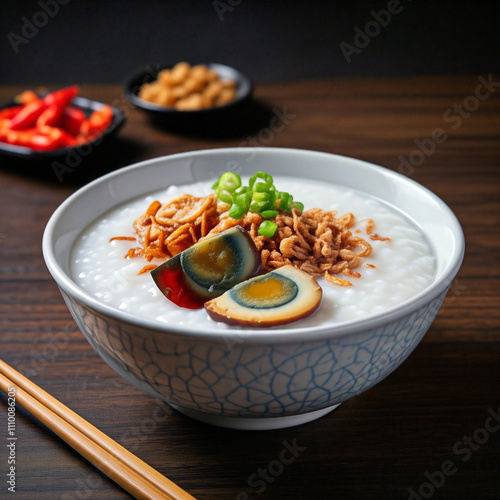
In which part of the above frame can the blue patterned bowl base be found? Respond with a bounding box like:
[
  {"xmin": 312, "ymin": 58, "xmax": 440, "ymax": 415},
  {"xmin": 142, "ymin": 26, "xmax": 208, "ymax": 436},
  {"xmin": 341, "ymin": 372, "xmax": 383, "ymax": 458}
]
[{"xmin": 61, "ymin": 288, "xmax": 448, "ymax": 429}]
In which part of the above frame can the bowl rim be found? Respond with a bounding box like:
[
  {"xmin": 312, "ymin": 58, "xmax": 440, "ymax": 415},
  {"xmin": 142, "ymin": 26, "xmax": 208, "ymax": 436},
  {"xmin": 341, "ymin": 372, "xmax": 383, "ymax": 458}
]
[
  {"xmin": 123, "ymin": 62, "xmax": 253, "ymax": 115},
  {"xmin": 0, "ymin": 95, "xmax": 126, "ymax": 159},
  {"xmin": 42, "ymin": 147, "xmax": 465, "ymax": 344}
]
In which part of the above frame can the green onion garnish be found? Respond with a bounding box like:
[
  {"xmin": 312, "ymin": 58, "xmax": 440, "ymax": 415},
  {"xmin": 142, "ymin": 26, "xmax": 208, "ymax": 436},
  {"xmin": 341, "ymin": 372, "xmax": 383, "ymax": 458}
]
[
  {"xmin": 211, "ymin": 171, "xmax": 303, "ymax": 238},
  {"xmin": 261, "ymin": 210, "xmax": 279, "ymax": 218},
  {"xmin": 258, "ymin": 220, "xmax": 278, "ymax": 238},
  {"xmin": 212, "ymin": 172, "xmax": 241, "ymax": 204},
  {"xmin": 228, "ymin": 203, "xmax": 246, "ymax": 219}
]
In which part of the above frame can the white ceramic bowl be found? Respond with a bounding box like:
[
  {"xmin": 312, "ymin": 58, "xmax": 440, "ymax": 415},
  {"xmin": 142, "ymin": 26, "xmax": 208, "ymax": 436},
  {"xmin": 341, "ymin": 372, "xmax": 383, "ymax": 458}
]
[{"xmin": 42, "ymin": 148, "xmax": 464, "ymax": 430}]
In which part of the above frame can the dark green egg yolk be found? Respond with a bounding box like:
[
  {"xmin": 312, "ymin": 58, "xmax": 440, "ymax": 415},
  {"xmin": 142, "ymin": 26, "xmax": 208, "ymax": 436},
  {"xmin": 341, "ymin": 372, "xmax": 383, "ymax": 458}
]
[
  {"xmin": 230, "ymin": 274, "xmax": 298, "ymax": 309},
  {"xmin": 182, "ymin": 238, "xmax": 238, "ymax": 285}
]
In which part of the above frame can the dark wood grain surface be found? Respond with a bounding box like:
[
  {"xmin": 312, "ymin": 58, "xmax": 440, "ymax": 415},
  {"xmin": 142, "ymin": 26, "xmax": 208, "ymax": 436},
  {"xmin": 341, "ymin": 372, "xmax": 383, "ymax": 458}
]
[{"xmin": 0, "ymin": 76, "xmax": 499, "ymax": 500}]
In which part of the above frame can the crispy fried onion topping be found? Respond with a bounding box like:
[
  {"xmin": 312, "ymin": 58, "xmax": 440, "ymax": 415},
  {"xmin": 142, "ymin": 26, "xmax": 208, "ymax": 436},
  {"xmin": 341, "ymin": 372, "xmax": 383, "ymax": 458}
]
[{"xmin": 116, "ymin": 194, "xmax": 390, "ymax": 284}]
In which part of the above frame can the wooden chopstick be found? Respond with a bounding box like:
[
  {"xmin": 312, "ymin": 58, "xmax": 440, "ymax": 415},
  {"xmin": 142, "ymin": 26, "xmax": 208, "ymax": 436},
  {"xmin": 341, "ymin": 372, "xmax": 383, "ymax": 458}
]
[{"xmin": 0, "ymin": 359, "xmax": 197, "ymax": 500}]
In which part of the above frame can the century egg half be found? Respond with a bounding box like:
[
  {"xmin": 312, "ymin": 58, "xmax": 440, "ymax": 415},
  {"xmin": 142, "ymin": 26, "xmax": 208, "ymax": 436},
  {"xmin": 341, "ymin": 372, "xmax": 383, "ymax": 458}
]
[
  {"xmin": 151, "ymin": 225, "xmax": 260, "ymax": 309},
  {"xmin": 205, "ymin": 265, "xmax": 322, "ymax": 327}
]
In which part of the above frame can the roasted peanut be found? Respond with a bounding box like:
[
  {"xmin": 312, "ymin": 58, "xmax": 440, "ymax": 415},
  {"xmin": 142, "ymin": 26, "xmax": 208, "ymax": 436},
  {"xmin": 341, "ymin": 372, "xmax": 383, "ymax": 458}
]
[{"xmin": 138, "ymin": 62, "xmax": 237, "ymax": 109}]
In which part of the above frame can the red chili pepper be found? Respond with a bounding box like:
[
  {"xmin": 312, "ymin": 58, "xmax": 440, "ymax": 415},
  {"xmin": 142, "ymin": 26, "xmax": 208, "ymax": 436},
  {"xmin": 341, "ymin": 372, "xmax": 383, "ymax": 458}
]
[
  {"xmin": 0, "ymin": 126, "xmax": 9, "ymax": 142},
  {"xmin": 17, "ymin": 90, "xmax": 40, "ymax": 105},
  {"xmin": 2, "ymin": 128, "xmax": 62, "ymax": 150},
  {"xmin": 28, "ymin": 133, "xmax": 62, "ymax": 151},
  {"xmin": 61, "ymin": 106, "xmax": 86, "ymax": 136},
  {"xmin": 58, "ymin": 129, "xmax": 78, "ymax": 148},
  {"xmin": 0, "ymin": 106, "xmax": 23, "ymax": 121},
  {"xmin": 80, "ymin": 105, "xmax": 113, "ymax": 139},
  {"xmin": 37, "ymin": 104, "xmax": 62, "ymax": 128},
  {"xmin": 43, "ymin": 86, "xmax": 79, "ymax": 109},
  {"xmin": 38, "ymin": 125, "xmax": 78, "ymax": 148},
  {"xmin": 75, "ymin": 136, "xmax": 89, "ymax": 145},
  {"xmin": 5, "ymin": 129, "xmax": 38, "ymax": 147},
  {"xmin": 0, "ymin": 106, "xmax": 24, "ymax": 132},
  {"xmin": 0, "ymin": 86, "xmax": 115, "ymax": 152},
  {"xmin": 9, "ymin": 100, "xmax": 48, "ymax": 130},
  {"xmin": 36, "ymin": 86, "xmax": 79, "ymax": 129}
]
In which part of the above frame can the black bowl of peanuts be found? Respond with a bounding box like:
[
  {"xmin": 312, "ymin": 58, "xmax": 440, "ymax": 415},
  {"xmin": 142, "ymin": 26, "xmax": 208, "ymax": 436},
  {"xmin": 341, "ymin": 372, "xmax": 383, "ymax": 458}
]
[{"xmin": 124, "ymin": 62, "xmax": 253, "ymax": 135}]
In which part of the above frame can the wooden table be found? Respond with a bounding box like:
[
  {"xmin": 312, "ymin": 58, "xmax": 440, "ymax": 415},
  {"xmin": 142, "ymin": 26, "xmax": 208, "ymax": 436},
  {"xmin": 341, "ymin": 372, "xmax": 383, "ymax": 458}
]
[{"xmin": 1, "ymin": 76, "xmax": 499, "ymax": 500}]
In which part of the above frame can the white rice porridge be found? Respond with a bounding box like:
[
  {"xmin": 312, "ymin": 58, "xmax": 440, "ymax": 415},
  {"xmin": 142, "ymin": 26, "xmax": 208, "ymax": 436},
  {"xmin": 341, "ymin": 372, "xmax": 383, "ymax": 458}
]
[{"xmin": 70, "ymin": 176, "xmax": 436, "ymax": 330}]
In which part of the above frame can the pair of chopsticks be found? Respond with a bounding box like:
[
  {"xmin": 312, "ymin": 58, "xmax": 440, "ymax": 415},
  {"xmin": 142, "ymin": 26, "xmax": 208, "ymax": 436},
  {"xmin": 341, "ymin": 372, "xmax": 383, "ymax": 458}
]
[{"xmin": 0, "ymin": 359, "xmax": 197, "ymax": 500}]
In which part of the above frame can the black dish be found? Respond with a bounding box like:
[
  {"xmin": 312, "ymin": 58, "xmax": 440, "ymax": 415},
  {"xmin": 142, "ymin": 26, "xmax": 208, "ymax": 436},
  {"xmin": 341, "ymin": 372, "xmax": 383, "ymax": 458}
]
[
  {"xmin": 0, "ymin": 96, "xmax": 126, "ymax": 161},
  {"xmin": 124, "ymin": 63, "xmax": 253, "ymax": 136}
]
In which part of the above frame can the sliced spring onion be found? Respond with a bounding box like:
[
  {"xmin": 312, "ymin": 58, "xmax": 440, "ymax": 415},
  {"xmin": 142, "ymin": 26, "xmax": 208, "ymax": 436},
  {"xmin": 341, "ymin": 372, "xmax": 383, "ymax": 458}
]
[
  {"xmin": 253, "ymin": 191, "xmax": 270, "ymax": 202},
  {"xmin": 278, "ymin": 192, "xmax": 291, "ymax": 211},
  {"xmin": 258, "ymin": 220, "xmax": 278, "ymax": 237},
  {"xmin": 211, "ymin": 171, "xmax": 303, "ymax": 237},
  {"xmin": 261, "ymin": 210, "xmax": 279, "ymax": 218},
  {"xmin": 212, "ymin": 172, "xmax": 241, "ymax": 191},
  {"xmin": 249, "ymin": 201, "xmax": 269, "ymax": 213},
  {"xmin": 212, "ymin": 172, "xmax": 241, "ymax": 204},
  {"xmin": 228, "ymin": 203, "xmax": 246, "ymax": 219},
  {"xmin": 249, "ymin": 171, "xmax": 273, "ymax": 190}
]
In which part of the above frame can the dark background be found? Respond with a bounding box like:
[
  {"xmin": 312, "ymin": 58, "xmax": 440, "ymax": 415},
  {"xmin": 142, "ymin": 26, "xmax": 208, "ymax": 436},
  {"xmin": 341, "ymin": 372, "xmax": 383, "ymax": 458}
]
[{"xmin": 1, "ymin": 0, "xmax": 499, "ymax": 86}]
